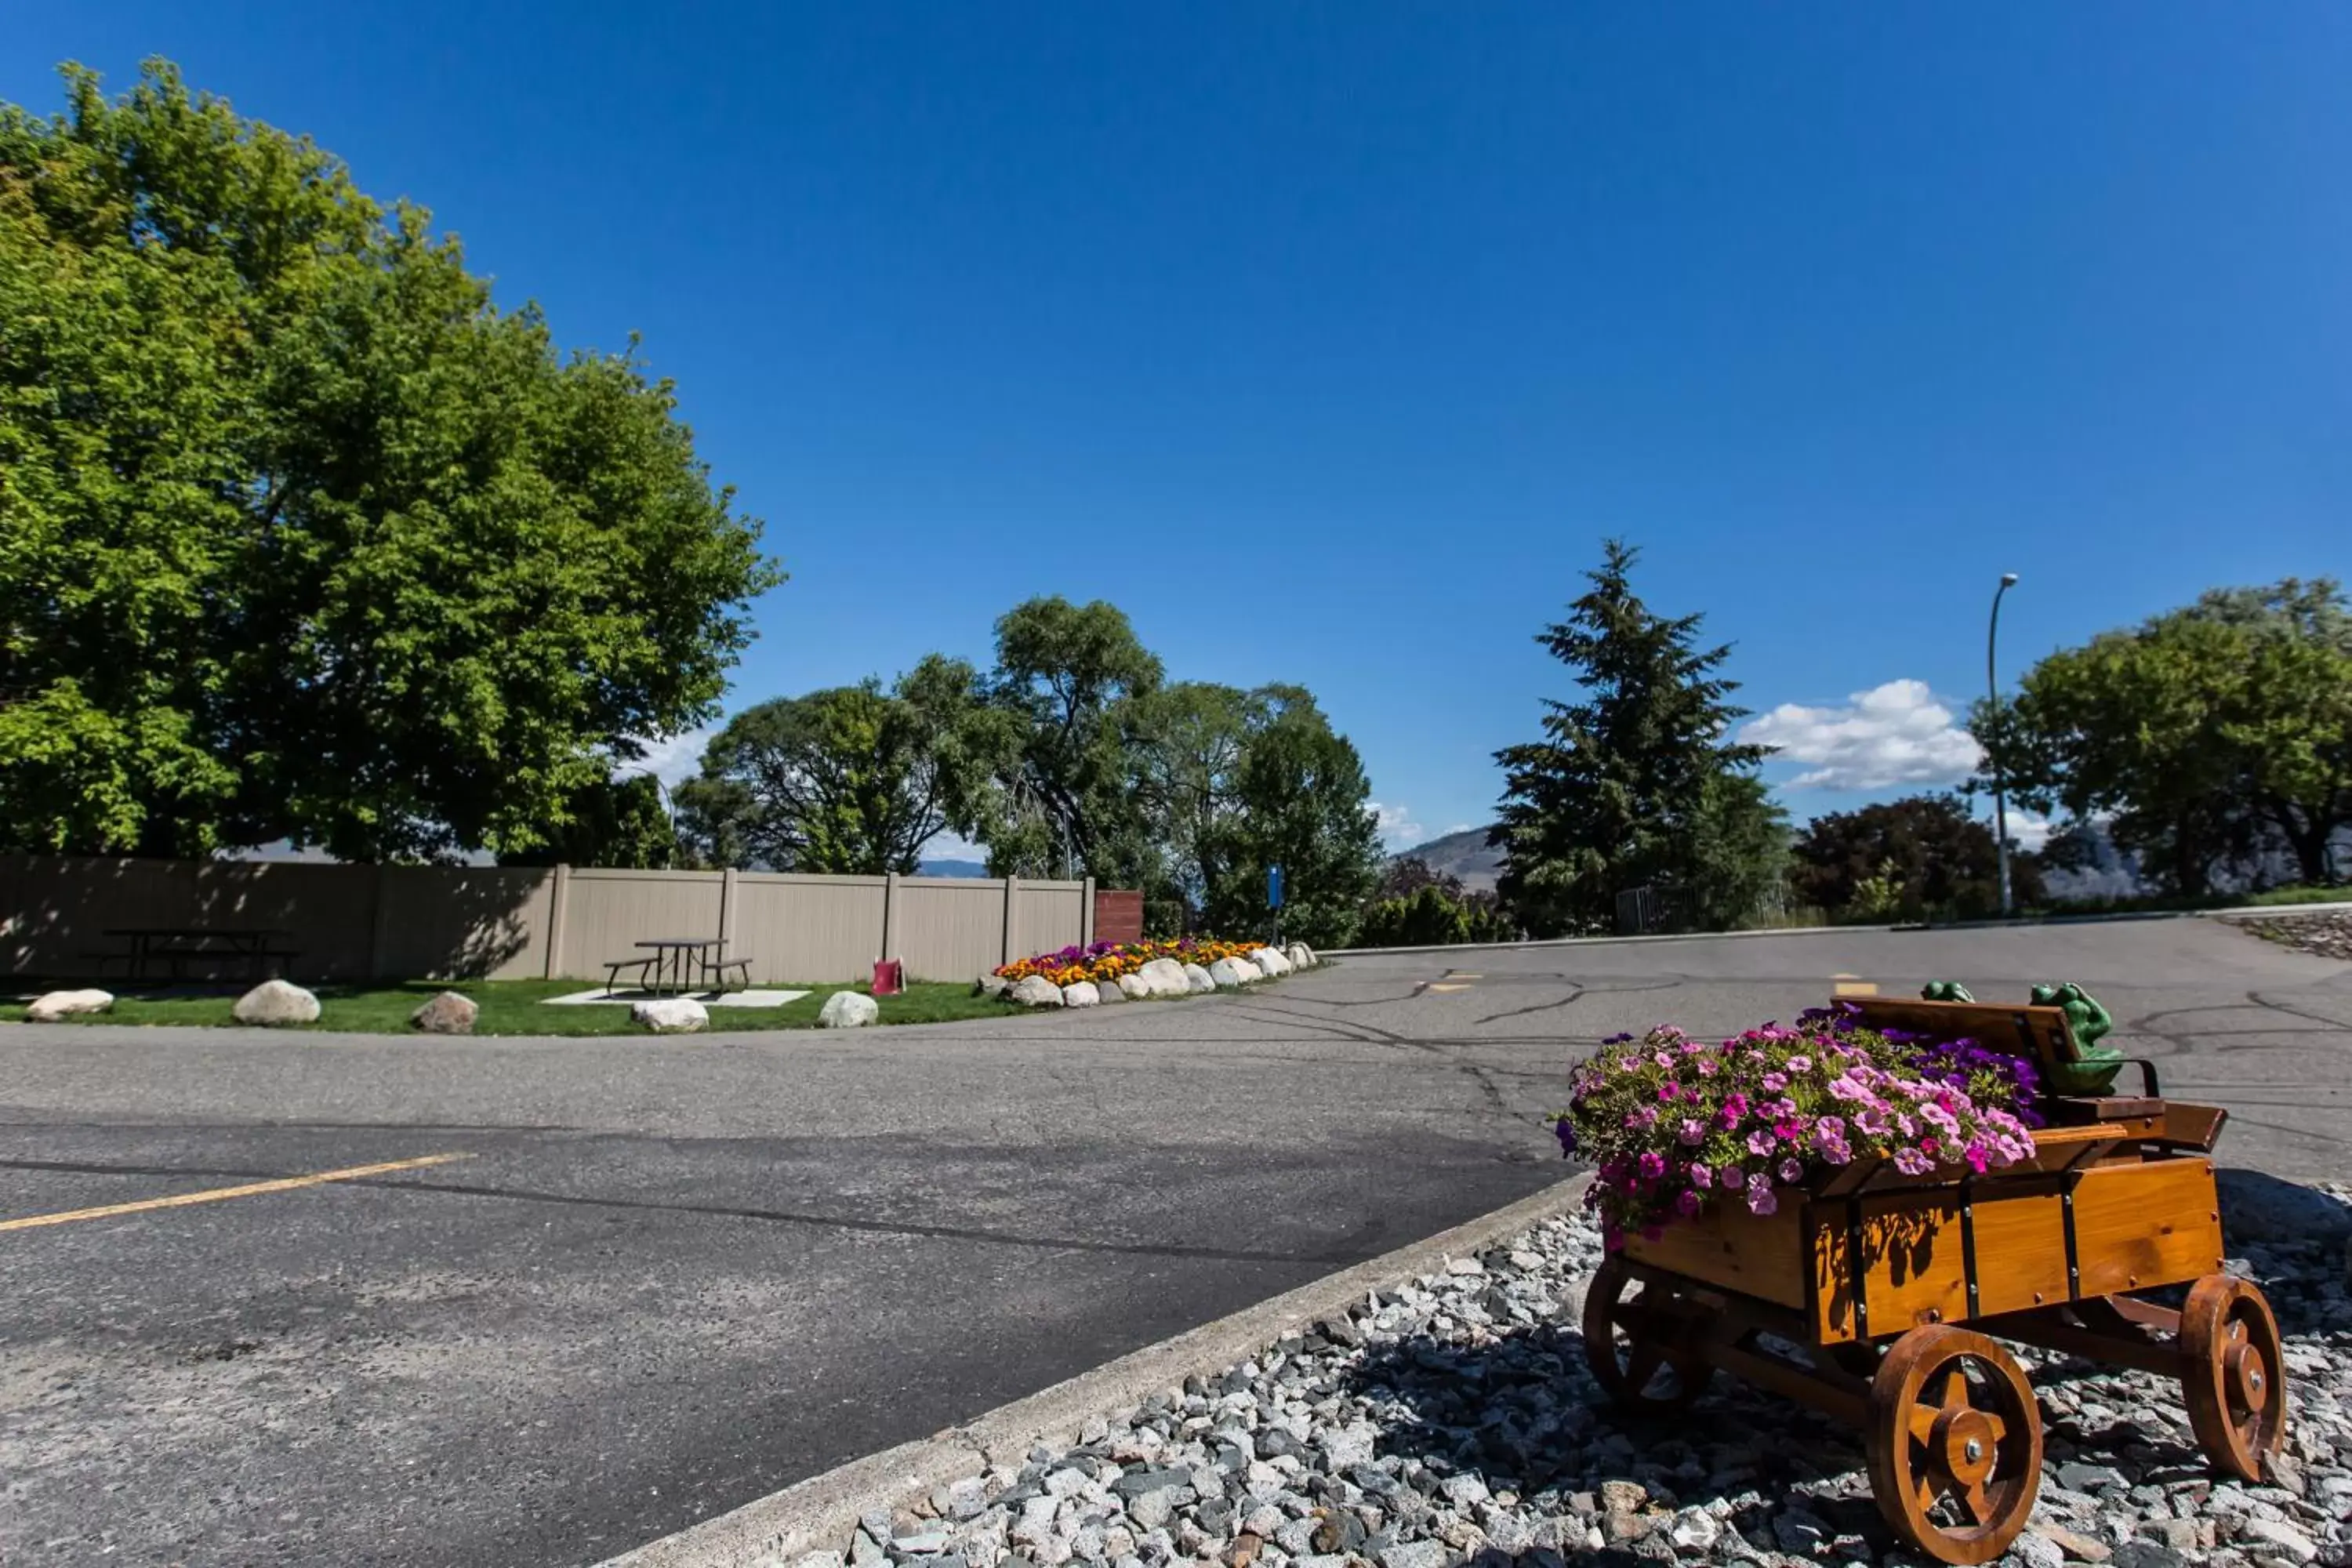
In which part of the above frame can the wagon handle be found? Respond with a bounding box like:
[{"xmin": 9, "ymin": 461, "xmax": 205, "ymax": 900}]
[{"xmin": 2122, "ymin": 1058, "xmax": 2161, "ymax": 1097}]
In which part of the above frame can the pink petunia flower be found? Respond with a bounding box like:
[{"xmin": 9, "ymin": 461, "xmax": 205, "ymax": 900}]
[
  {"xmin": 1719, "ymin": 1164, "xmax": 1746, "ymax": 1191},
  {"xmin": 1679, "ymin": 1119, "xmax": 1707, "ymax": 1146},
  {"xmin": 1746, "ymin": 1181, "xmax": 1779, "ymax": 1216}
]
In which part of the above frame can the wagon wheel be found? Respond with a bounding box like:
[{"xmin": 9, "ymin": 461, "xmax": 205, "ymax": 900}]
[
  {"xmin": 1580, "ymin": 1254, "xmax": 1713, "ymax": 1411},
  {"xmin": 2180, "ymin": 1274, "xmax": 2286, "ymax": 1482},
  {"xmin": 1864, "ymin": 1325, "xmax": 2042, "ymax": 1566}
]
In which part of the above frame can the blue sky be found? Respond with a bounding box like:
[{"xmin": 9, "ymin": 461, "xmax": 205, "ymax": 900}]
[{"xmin": 10, "ymin": 5, "xmax": 2347, "ymax": 855}]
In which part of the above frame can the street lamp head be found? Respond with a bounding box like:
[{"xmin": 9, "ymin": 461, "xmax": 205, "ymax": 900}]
[{"xmin": 2000, "ymin": 572, "xmax": 2019, "ymax": 587}]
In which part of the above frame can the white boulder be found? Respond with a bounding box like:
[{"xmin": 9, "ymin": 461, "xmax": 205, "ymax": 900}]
[
  {"xmin": 1116, "ymin": 973, "xmax": 1153, "ymax": 1000},
  {"xmin": 1208, "ymin": 957, "xmax": 1264, "ymax": 989},
  {"xmin": 631, "ymin": 996, "xmax": 709, "ymax": 1033},
  {"xmin": 976, "ymin": 974, "xmax": 1010, "ymax": 999},
  {"xmin": 408, "ymin": 990, "xmax": 477, "ymax": 1034},
  {"xmin": 1285, "ymin": 942, "xmax": 1316, "ymax": 970},
  {"xmin": 1061, "ymin": 981, "xmax": 1101, "ymax": 1007},
  {"xmin": 233, "ymin": 979, "xmax": 320, "ymax": 1027},
  {"xmin": 1181, "ymin": 963, "xmax": 1217, "ymax": 993},
  {"xmin": 1094, "ymin": 975, "xmax": 1128, "ymax": 1002},
  {"xmin": 1009, "ymin": 975, "xmax": 1063, "ymax": 1007},
  {"xmin": 1250, "ymin": 947, "xmax": 1293, "ymax": 977},
  {"xmin": 1137, "ymin": 958, "xmax": 1190, "ymax": 998},
  {"xmin": 818, "ymin": 991, "xmax": 879, "ymax": 1029},
  {"xmin": 24, "ymin": 988, "xmax": 113, "ymax": 1022}
]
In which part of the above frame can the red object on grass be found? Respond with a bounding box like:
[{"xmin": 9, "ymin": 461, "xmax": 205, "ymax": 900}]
[{"xmin": 872, "ymin": 958, "xmax": 905, "ymax": 996}]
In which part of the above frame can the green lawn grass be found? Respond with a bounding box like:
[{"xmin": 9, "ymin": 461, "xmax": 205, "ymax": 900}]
[{"xmin": 0, "ymin": 977, "xmax": 1013, "ymax": 1035}]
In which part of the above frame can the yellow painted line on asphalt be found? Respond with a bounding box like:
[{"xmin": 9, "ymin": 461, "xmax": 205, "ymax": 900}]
[
  {"xmin": 1427, "ymin": 982, "xmax": 1472, "ymax": 993},
  {"xmin": 0, "ymin": 1152, "xmax": 472, "ymax": 1233},
  {"xmin": 1831, "ymin": 974, "xmax": 1879, "ymax": 997}
]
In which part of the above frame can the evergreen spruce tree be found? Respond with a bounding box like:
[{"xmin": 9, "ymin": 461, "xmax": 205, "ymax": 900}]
[{"xmin": 1490, "ymin": 540, "xmax": 1777, "ymax": 935}]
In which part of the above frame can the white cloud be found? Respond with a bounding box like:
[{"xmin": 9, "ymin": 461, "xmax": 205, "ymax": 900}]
[
  {"xmin": 617, "ymin": 726, "xmax": 717, "ymax": 787},
  {"xmin": 1442, "ymin": 822, "xmax": 1472, "ymax": 837},
  {"xmin": 1370, "ymin": 801, "xmax": 1427, "ymax": 849},
  {"xmin": 1739, "ymin": 679, "xmax": 1983, "ymax": 790},
  {"xmin": 923, "ymin": 830, "xmax": 988, "ymax": 865},
  {"xmin": 2001, "ymin": 806, "xmax": 2056, "ymax": 855}
]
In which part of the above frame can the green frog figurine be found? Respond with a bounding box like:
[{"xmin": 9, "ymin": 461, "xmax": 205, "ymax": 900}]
[
  {"xmin": 2029, "ymin": 982, "xmax": 2125, "ymax": 1095},
  {"xmin": 1920, "ymin": 981, "xmax": 1975, "ymax": 1003}
]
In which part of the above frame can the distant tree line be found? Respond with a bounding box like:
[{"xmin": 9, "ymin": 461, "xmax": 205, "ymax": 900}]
[{"xmin": 664, "ymin": 597, "xmax": 1385, "ymax": 949}]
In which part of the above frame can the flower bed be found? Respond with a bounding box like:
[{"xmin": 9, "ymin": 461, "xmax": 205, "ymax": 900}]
[
  {"xmin": 1559, "ymin": 1004, "xmax": 2041, "ymax": 1243},
  {"xmin": 993, "ymin": 936, "xmax": 1262, "ymax": 990}
]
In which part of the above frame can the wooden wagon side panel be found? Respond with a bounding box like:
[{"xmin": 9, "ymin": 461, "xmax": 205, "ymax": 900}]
[
  {"xmin": 1623, "ymin": 1201, "xmax": 1809, "ymax": 1309},
  {"xmin": 2071, "ymin": 1157, "xmax": 2225, "ymax": 1297},
  {"xmin": 1968, "ymin": 1179, "xmax": 2073, "ymax": 1316}
]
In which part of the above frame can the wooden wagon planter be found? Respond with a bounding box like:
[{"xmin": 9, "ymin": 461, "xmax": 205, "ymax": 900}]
[{"xmin": 1583, "ymin": 996, "xmax": 2287, "ymax": 1566}]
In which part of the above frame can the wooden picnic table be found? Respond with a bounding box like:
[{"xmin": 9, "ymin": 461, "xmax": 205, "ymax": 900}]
[
  {"xmin": 609, "ymin": 938, "xmax": 750, "ymax": 997},
  {"xmin": 96, "ymin": 927, "xmax": 299, "ymax": 982}
]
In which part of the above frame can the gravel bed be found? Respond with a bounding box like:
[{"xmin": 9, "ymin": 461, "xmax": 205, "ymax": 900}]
[
  {"xmin": 2231, "ymin": 911, "xmax": 2352, "ymax": 963},
  {"xmin": 789, "ymin": 1186, "xmax": 2352, "ymax": 1568}
]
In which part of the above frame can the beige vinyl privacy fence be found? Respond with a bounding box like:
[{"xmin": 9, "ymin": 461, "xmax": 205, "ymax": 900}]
[{"xmin": 0, "ymin": 855, "xmax": 1094, "ymax": 985}]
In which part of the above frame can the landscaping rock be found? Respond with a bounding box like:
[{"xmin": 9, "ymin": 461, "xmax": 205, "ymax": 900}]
[
  {"xmin": 630, "ymin": 996, "xmax": 708, "ymax": 1033},
  {"xmin": 1116, "ymin": 973, "xmax": 1153, "ymax": 1000},
  {"xmin": 24, "ymin": 988, "xmax": 113, "ymax": 1022},
  {"xmin": 977, "ymin": 974, "xmax": 1010, "ymax": 1000},
  {"xmin": 1181, "ymin": 963, "xmax": 1217, "ymax": 993},
  {"xmin": 818, "ymin": 991, "xmax": 880, "ymax": 1029},
  {"xmin": 1285, "ymin": 943, "xmax": 1316, "ymax": 970},
  {"xmin": 1207, "ymin": 959, "xmax": 1248, "ymax": 989},
  {"xmin": 1250, "ymin": 947, "xmax": 1293, "ymax": 977},
  {"xmin": 1137, "ymin": 958, "xmax": 1190, "ymax": 998},
  {"xmin": 408, "ymin": 990, "xmax": 477, "ymax": 1034},
  {"xmin": 1062, "ymin": 981, "xmax": 1101, "ymax": 1007},
  {"xmin": 232, "ymin": 978, "xmax": 320, "ymax": 1027},
  {"xmin": 1010, "ymin": 975, "xmax": 1063, "ymax": 1007},
  {"xmin": 1094, "ymin": 976, "xmax": 1127, "ymax": 1003}
]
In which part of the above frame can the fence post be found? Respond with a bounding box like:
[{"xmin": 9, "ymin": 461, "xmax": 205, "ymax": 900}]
[
  {"xmin": 881, "ymin": 872, "xmax": 900, "ymax": 964},
  {"xmin": 1000, "ymin": 875, "xmax": 1020, "ymax": 966},
  {"xmin": 1080, "ymin": 877, "xmax": 1095, "ymax": 946},
  {"xmin": 544, "ymin": 863, "xmax": 572, "ymax": 979},
  {"xmin": 720, "ymin": 866, "xmax": 739, "ymax": 952}
]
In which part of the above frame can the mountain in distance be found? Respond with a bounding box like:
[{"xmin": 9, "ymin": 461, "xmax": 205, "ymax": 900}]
[
  {"xmin": 1396, "ymin": 826, "xmax": 1503, "ymax": 893},
  {"xmin": 918, "ymin": 858, "xmax": 993, "ymax": 879}
]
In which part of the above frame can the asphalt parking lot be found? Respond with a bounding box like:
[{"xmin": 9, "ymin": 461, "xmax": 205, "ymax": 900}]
[{"xmin": 2, "ymin": 916, "xmax": 2345, "ymax": 1566}]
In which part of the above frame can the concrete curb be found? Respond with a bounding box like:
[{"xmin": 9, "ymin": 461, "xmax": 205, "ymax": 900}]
[{"xmin": 596, "ymin": 1172, "xmax": 1594, "ymax": 1568}]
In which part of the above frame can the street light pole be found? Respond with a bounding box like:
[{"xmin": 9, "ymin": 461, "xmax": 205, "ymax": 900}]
[{"xmin": 1988, "ymin": 572, "xmax": 2020, "ymax": 917}]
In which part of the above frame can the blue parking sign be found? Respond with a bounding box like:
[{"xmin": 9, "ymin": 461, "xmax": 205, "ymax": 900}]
[{"xmin": 1268, "ymin": 865, "xmax": 1284, "ymax": 909}]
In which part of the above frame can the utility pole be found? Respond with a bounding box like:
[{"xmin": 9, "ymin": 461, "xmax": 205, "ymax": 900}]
[{"xmin": 1989, "ymin": 572, "xmax": 2020, "ymax": 916}]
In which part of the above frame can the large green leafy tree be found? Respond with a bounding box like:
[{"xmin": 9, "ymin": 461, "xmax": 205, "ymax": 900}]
[
  {"xmin": 499, "ymin": 775, "xmax": 681, "ymax": 869},
  {"xmin": 982, "ymin": 597, "xmax": 1164, "ymax": 885},
  {"xmin": 1490, "ymin": 540, "xmax": 1777, "ymax": 935},
  {"xmin": 1791, "ymin": 793, "xmax": 2042, "ymax": 920},
  {"xmin": 1975, "ymin": 579, "xmax": 2352, "ymax": 895},
  {"xmin": 672, "ymin": 658, "xmax": 1011, "ymax": 873},
  {"xmin": 1200, "ymin": 696, "xmax": 1384, "ymax": 948},
  {"xmin": 0, "ymin": 61, "xmax": 776, "ymax": 860}
]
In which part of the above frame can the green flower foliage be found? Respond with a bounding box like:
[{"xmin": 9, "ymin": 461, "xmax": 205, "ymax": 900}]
[{"xmin": 0, "ymin": 61, "xmax": 778, "ymax": 859}]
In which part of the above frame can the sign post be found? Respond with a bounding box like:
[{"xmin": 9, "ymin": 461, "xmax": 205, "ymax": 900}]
[{"xmin": 1267, "ymin": 864, "xmax": 1284, "ymax": 947}]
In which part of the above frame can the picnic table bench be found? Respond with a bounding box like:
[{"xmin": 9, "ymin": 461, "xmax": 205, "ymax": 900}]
[{"xmin": 87, "ymin": 928, "xmax": 302, "ymax": 983}]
